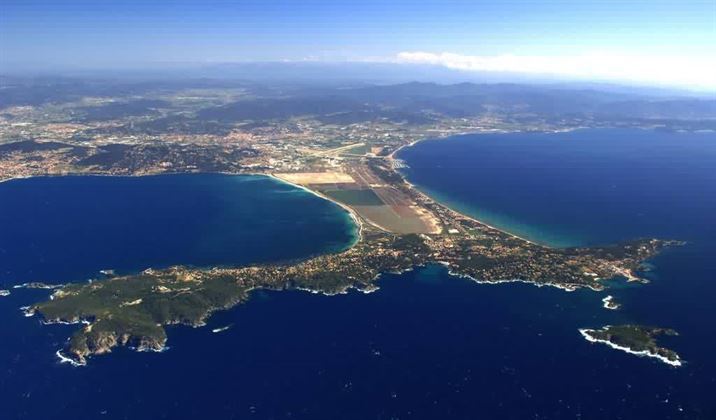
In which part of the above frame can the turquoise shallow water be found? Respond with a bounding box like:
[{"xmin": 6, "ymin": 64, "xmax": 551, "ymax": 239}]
[
  {"xmin": 1, "ymin": 129, "xmax": 715, "ymax": 419},
  {"xmin": 399, "ymin": 128, "xmax": 716, "ymax": 248}
]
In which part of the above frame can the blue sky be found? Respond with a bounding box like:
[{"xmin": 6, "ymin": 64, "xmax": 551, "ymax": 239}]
[{"xmin": 2, "ymin": 0, "xmax": 715, "ymax": 88}]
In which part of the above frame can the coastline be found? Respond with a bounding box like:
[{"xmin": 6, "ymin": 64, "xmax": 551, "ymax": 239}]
[
  {"xmin": 266, "ymin": 173, "xmax": 364, "ymax": 245},
  {"xmin": 437, "ymin": 261, "xmax": 586, "ymax": 292}
]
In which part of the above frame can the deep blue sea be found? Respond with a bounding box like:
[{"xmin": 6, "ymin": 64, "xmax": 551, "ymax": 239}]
[
  {"xmin": 1, "ymin": 129, "xmax": 715, "ymax": 419},
  {"xmin": 0, "ymin": 174, "xmax": 356, "ymax": 284}
]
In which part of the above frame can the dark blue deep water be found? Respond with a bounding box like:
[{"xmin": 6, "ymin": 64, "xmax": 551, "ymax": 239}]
[
  {"xmin": 0, "ymin": 174, "xmax": 356, "ymax": 284},
  {"xmin": 1, "ymin": 129, "xmax": 715, "ymax": 419}
]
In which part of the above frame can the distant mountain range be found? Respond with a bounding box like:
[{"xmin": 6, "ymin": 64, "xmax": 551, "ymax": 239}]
[{"xmin": 2, "ymin": 73, "xmax": 714, "ymax": 126}]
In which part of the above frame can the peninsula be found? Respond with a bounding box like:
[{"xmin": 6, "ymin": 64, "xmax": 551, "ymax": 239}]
[
  {"xmin": 28, "ymin": 148, "xmax": 677, "ymax": 365},
  {"xmin": 1, "ymin": 80, "xmax": 690, "ymax": 366}
]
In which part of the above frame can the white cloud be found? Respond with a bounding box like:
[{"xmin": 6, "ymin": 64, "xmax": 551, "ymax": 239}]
[{"xmin": 396, "ymin": 51, "xmax": 716, "ymax": 90}]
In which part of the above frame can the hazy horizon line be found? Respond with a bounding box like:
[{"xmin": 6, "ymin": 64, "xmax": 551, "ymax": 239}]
[{"xmin": 2, "ymin": 58, "xmax": 714, "ymax": 95}]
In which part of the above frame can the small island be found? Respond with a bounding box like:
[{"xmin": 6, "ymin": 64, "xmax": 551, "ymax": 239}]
[
  {"xmin": 579, "ymin": 325, "xmax": 682, "ymax": 367},
  {"xmin": 601, "ymin": 295, "xmax": 621, "ymax": 310}
]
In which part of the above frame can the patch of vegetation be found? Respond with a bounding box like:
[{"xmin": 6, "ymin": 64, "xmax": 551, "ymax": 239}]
[
  {"xmin": 582, "ymin": 324, "xmax": 681, "ymax": 365},
  {"xmin": 324, "ymin": 188, "xmax": 385, "ymax": 206}
]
